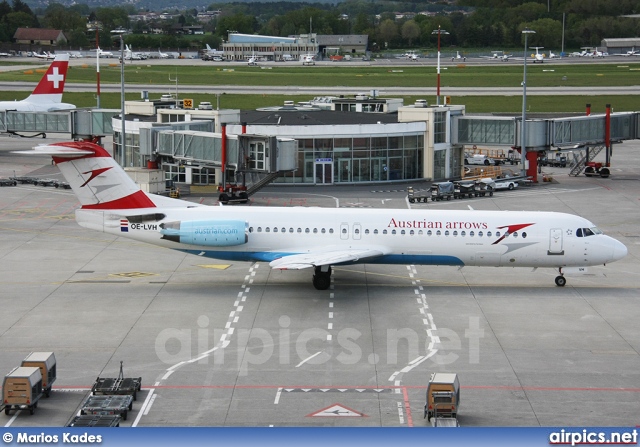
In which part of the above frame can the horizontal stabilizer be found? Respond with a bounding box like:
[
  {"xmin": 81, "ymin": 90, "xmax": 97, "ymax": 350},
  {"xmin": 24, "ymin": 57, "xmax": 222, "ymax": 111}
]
[{"xmin": 14, "ymin": 145, "xmax": 94, "ymax": 158}]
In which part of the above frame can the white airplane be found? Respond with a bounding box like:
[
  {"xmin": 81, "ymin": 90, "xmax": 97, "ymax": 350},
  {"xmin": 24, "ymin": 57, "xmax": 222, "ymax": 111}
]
[
  {"xmin": 124, "ymin": 45, "xmax": 144, "ymax": 60},
  {"xmin": 95, "ymin": 47, "xmax": 113, "ymax": 58},
  {"xmin": 247, "ymin": 53, "xmax": 258, "ymax": 66},
  {"xmin": 204, "ymin": 44, "xmax": 224, "ymax": 56},
  {"xmin": 33, "ymin": 51, "xmax": 55, "ymax": 60},
  {"xmin": 482, "ymin": 51, "xmax": 511, "ymax": 61},
  {"xmin": 158, "ymin": 48, "xmax": 169, "ymax": 59},
  {"xmin": 548, "ymin": 51, "xmax": 558, "ymax": 59},
  {"xmin": 531, "ymin": 47, "xmax": 545, "ymax": 63},
  {"xmin": 0, "ymin": 54, "xmax": 75, "ymax": 112},
  {"xmin": 301, "ymin": 53, "xmax": 315, "ymax": 65},
  {"xmin": 16, "ymin": 141, "xmax": 628, "ymax": 290},
  {"xmin": 591, "ymin": 47, "xmax": 606, "ymax": 58},
  {"xmin": 451, "ymin": 51, "xmax": 466, "ymax": 62}
]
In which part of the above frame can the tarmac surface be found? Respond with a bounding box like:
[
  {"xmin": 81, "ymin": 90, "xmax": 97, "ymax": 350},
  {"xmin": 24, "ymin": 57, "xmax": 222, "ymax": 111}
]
[{"xmin": 0, "ymin": 135, "xmax": 639, "ymax": 427}]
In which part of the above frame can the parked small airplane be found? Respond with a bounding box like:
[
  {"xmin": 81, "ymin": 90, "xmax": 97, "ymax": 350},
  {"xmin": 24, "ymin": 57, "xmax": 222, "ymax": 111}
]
[
  {"xmin": 123, "ymin": 45, "xmax": 145, "ymax": 60},
  {"xmin": 482, "ymin": 51, "xmax": 511, "ymax": 61},
  {"xmin": 531, "ymin": 47, "xmax": 545, "ymax": 63},
  {"xmin": 247, "ymin": 53, "xmax": 258, "ymax": 66},
  {"xmin": 301, "ymin": 53, "xmax": 315, "ymax": 65},
  {"xmin": 203, "ymin": 44, "xmax": 224, "ymax": 57},
  {"xmin": 93, "ymin": 47, "xmax": 113, "ymax": 58},
  {"xmin": 33, "ymin": 51, "xmax": 55, "ymax": 60},
  {"xmin": 0, "ymin": 54, "xmax": 74, "ymax": 112},
  {"xmin": 158, "ymin": 48, "xmax": 169, "ymax": 59},
  {"xmin": 451, "ymin": 51, "xmax": 466, "ymax": 62},
  {"xmin": 16, "ymin": 140, "xmax": 627, "ymax": 290}
]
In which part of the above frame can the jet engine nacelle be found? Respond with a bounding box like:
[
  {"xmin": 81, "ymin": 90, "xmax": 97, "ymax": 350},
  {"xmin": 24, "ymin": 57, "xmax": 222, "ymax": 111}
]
[{"xmin": 160, "ymin": 220, "xmax": 248, "ymax": 246}]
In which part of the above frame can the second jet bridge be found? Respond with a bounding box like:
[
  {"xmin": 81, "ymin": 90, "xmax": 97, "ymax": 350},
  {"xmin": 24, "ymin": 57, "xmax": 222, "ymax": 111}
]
[{"xmin": 452, "ymin": 110, "xmax": 639, "ymax": 180}]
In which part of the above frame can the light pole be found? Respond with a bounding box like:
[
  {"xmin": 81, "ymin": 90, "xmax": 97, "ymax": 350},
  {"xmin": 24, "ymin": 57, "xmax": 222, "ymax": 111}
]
[
  {"xmin": 432, "ymin": 26, "xmax": 449, "ymax": 106},
  {"xmin": 120, "ymin": 33, "xmax": 125, "ymax": 167},
  {"xmin": 521, "ymin": 28, "xmax": 535, "ymax": 177},
  {"xmin": 89, "ymin": 25, "xmax": 101, "ymax": 108}
]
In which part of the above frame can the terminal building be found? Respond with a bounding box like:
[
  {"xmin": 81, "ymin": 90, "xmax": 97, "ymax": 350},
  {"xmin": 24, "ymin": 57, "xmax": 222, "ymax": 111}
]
[
  {"xmin": 111, "ymin": 94, "xmax": 464, "ymax": 188},
  {"xmin": 220, "ymin": 32, "xmax": 369, "ymax": 61}
]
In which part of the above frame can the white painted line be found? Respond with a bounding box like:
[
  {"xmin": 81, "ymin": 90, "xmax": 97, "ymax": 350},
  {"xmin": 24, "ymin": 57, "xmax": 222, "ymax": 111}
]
[
  {"xmin": 296, "ymin": 351, "xmax": 322, "ymax": 367},
  {"xmin": 228, "ymin": 327, "xmax": 235, "ymax": 335},
  {"xmin": 409, "ymin": 356, "xmax": 425, "ymax": 365},
  {"xmin": 328, "ymin": 312, "xmax": 333, "ymax": 319},
  {"xmin": 245, "ymin": 288, "xmax": 250, "ymax": 293},
  {"xmin": 233, "ymin": 316, "xmax": 239, "ymax": 323},
  {"xmin": 225, "ymin": 322, "xmax": 231, "ymax": 329},
  {"xmin": 234, "ymin": 301, "xmax": 239, "ymax": 307},
  {"xmin": 161, "ymin": 370, "xmax": 174, "ymax": 381},
  {"xmin": 327, "ymin": 334, "xmax": 332, "ymax": 341},
  {"xmin": 274, "ymin": 387, "xmax": 282, "ymax": 404},
  {"xmin": 143, "ymin": 394, "xmax": 157, "ymax": 415},
  {"xmin": 328, "ymin": 323, "xmax": 333, "ymax": 330},
  {"xmin": 167, "ymin": 361, "xmax": 185, "ymax": 371},
  {"xmin": 330, "ymin": 293, "xmax": 334, "ymax": 299},
  {"xmin": 237, "ymin": 306, "xmax": 244, "ymax": 312},
  {"xmin": 241, "ymin": 296, "xmax": 247, "ymax": 302},
  {"xmin": 4, "ymin": 412, "xmax": 18, "ymax": 427},
  {"xmin": 397, "ymin": 402, "xmax": 405, "ymax": 424},
  {"xmin": 329, "ymin": 302, "xmax": 334, "ymax": 308},
  {"xmin": 133, "ymin": 388, "xmax": 155, "ymax": 427},
  {"xmin": 237, "ymin": 292, "xmax": 243, "ymax": 298}
]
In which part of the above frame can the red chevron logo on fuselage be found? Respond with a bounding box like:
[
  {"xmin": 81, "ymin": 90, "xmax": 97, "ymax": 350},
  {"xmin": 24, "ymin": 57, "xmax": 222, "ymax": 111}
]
[{"xmin": 492, "ymin": 223, "xmax": 534, "ymax": 245}]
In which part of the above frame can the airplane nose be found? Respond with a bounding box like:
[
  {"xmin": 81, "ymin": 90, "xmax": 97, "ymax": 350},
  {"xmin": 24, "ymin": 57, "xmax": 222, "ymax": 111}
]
[{"xmin": 612, "ymin": 239, "xmax": 628, "ymax": 262}]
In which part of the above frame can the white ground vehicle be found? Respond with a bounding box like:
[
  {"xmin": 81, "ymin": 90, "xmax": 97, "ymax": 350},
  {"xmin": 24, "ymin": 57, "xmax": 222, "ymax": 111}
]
[
  {"xmin": 464, "ymin": 154, "xmax": 498, "ymax": 166},
  {"xmin": 493, "ymin": 177, "xmax": 519, "ymax": 190}
]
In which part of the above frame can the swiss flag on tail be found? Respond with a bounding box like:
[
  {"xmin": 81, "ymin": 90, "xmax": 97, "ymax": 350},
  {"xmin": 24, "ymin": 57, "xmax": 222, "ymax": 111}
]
[{"xmin": 31, "ymin": 53, "xmax": 69, "ymax": 96}]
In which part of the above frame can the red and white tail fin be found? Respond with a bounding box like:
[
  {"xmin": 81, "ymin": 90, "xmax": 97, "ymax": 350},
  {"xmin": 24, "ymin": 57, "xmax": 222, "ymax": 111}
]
[
  {"xmin": 25, "ymin": 53, "xmax": 69, "ymax": 105},
  {"xmin": 18, "ymin": 141, "xmax": 156, "ymax": 210}
]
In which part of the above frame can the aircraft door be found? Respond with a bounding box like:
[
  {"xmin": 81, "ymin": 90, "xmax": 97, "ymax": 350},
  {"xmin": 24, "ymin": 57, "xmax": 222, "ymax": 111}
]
[
  {"xmin": 340, "ymin": 223, "xmax": 349, "ymax": 240},
  {"xmin": 548, "ymin": 228, "xmax": 564, "ymax": 255}
]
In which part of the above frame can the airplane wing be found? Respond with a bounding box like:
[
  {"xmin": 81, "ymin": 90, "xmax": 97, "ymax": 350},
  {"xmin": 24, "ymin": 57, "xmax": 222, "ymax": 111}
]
[{"xmin": 269, "ymin": 247, "xmax": 389, "ymax": 270}]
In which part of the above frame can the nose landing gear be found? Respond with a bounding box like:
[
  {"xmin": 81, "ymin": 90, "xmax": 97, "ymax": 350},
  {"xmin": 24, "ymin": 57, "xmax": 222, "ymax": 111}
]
[{"xmin": 555, "ymin": 268, "xmax": 566, "ymax": 287}]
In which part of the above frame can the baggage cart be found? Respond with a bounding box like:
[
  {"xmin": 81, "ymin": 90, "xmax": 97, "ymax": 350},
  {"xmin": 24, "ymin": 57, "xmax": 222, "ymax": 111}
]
[
  {"xmin": 92, "ymin": 362, "xmax": 141, "ymax": 401},
  {"xmin": 407, "ymin": 186, "xmax": 430, "ymax": 203},
  {"xmin": 424, "ymin": 373, "xmax": 460, "ymax": 422},
  {"xmin": 67, "ymin": 414, "xmax": 121, "ymax": 427},
  {"xmin": 3, "ymin": 366, "xmax": 43, "ymax": 416},
  {"xmin": 430, "ymin": 182, "xmax": 454, "ymax": 201},
  {"xmin": 81, "ymin": 395, "xmax": 133, "ymax": 421},
  {"xmin": 453, "ymin": 181, "xmax": 475, "ymax": 199},
  {"xmin": 21, "ymin": 352, "xmax": 56, "ymax": 398}
]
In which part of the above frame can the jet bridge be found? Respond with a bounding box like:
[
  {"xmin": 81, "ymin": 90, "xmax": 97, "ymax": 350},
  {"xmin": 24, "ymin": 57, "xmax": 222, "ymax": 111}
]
[
  {"xmin": 141, "ymin": 125, "xmax": 297, "ymax": 202},
  {"xmin": 452, "ymin": 110, "xmax": 639, "ymax": 181},
  {"xmin": 0, "ymin": 109, "xmax": 118, "ymax": 139}
]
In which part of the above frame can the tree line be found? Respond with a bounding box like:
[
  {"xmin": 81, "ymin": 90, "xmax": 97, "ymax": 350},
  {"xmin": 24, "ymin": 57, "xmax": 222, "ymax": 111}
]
[{"xmin": 1, "ymin": 0, "xmax": 638, "ymax": 51}]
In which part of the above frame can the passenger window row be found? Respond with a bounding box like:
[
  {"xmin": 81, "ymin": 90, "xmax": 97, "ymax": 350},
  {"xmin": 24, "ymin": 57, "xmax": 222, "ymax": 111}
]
[{"xmin": 248, "ymin": 226, "xmax": 527, "ymax": 239}]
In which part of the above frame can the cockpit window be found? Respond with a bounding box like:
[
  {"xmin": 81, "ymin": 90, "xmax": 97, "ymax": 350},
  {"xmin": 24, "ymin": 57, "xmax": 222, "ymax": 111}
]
[{"xmin": 576, "ymin": 227, "xmax": 603, "ymax": 237}]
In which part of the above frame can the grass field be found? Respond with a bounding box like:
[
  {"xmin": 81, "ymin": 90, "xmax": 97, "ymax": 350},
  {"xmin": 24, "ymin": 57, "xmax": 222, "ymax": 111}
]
[{"xmin": 0, "ymin": 61, "xmax": 638, "ymax": 113}]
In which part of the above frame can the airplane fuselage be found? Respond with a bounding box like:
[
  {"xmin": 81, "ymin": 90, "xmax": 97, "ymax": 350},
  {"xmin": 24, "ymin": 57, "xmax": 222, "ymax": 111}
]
[{"xmin": 76, "ymin": 205, "xmax": 623, "ymax": 269}]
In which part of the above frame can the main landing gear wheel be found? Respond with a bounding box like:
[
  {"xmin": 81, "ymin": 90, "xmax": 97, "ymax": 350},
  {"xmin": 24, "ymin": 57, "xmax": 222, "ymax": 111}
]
[
  {"xmin": 313, "ymin": 266, "xmax": 332, "ymax": 290},
  {"xmin": 555, "ymin": 275, "xmax": 566, "ymax": 287}
]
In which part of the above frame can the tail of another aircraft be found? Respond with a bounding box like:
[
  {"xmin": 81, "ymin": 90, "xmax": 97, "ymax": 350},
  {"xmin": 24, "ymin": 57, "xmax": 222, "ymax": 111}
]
[
  {"xmin": 26, "ymin": 53, "xmax": 69, "ymax": 105},
  {"xmin": 18, "ymin": 141, "xmax": 156, "ymax": 210}
]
